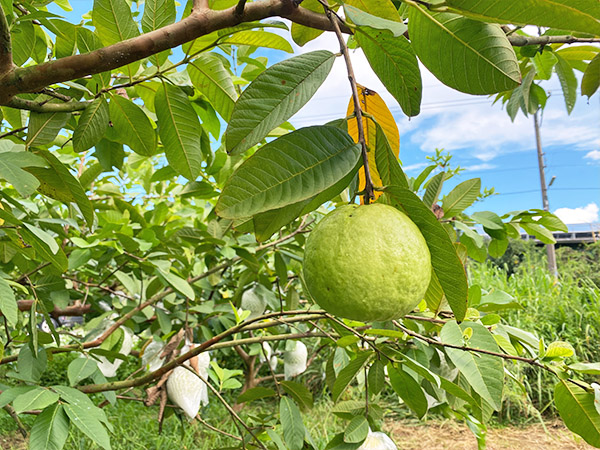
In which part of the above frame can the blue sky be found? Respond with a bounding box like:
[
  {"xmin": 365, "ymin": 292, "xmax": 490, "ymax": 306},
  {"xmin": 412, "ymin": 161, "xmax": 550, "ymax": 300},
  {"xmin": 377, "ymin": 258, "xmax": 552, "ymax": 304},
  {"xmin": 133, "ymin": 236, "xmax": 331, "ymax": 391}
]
[{"xmin": 51, "ymin": 2, "xmax": 600, "ymax": 228}]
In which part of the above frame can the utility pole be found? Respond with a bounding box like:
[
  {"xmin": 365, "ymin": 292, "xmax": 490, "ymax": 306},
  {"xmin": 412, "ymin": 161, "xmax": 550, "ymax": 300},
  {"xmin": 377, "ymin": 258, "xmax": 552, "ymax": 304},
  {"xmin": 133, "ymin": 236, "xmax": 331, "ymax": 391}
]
[{"xmin": 533, "ymin": 111, "xmax": 558, "ymax": 278}]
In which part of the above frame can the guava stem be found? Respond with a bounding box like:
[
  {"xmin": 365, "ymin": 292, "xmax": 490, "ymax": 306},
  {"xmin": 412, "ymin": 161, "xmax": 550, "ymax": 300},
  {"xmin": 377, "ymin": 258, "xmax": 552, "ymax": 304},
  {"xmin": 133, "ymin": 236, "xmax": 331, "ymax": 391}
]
[{"xmin": 318, "ymin": 0, "xmax": 375, "ymax": 204}]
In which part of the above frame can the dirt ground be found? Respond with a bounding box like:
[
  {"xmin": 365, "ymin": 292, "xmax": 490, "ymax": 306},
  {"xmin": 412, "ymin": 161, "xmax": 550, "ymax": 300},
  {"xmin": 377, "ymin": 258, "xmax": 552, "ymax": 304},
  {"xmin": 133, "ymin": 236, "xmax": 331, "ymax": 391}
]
[
  {"xmin": 386, "ymin": 420, "xmax": 594, "ymax": 450},
  {"xmin": 1, "ymin": 421, "xmax": 595, "ymax": 449}
]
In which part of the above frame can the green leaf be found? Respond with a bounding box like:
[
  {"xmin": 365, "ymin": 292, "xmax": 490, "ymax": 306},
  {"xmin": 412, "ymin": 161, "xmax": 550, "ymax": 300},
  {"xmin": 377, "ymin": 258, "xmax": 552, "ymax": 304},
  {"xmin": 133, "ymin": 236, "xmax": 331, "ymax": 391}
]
[
  {"xmin": 216, "ymin": 126, "xmax": 361, "ymax": 219},
  {"xmin": 73, "ymin": 98, "xmax": 109, "ymax": 152},
  {"xmin": 445, "ymin": 0, "xmax": 600, "ymax": 37},
  {"xmin": 280, "ymin": 380, "xmax": 314, "ymax": 411},
  {"xmin": 155, "ymin": 267, "xmax": 195, "ymax": 299},
  {"xmin": 345, "ymin": 5, "xmax": 407, "ymax": 37},
  {"xmin": 29, "ymin": 404, "xmax": 70, "ymax": 450},
  {"xmin": 388, "ymin": 365, "xmax": 428, "ymax": 418},
  {"xmin": 29, "ymin": 150, "xmax": 94, "ymax": 227},
  {"xmin": 92, "ymin": 0, "xmax": 139, "ymax": 45},
  {"xmin": 0, "ymin": 386, "xmax": 37, "ymax": 408},
  {"xmin": 291, "ymin": 0, "xmax": 326, "ymax": 46},
  {"xmin": 569, "ymin": 363, "xmax": 600, "ymax": 375},
  {"xmin": 555, "ymin": 379, "xmax": 600, "ymax": 447},
  {"xmin": 374, "ymin": 122, "xmax": 408, "ymax": 189},
  {"xmin": 440, "ymin": 321, "xmax": 504, "ymax": 411},
  {"xmin": 63, "ymin": 404, "xmax": 112, "ymax": 450},
  {"xmin": 0, "ymin": 150, "xmax": 46, "ymax": 197},
  {"xmin": 582, "ymin": 53, "xmax": 600, "ymax": 98},
  {"xmin": 108, "ymin": 95, "xmax": 156, "ymax": 157},
  {"xmin": 236, "ymin": 386, "xmax": 277, "ymax": 404},
  {"xmin": 219, "ymin": 30, "xmax": 293, "ymax": 52},
  {"xmin": 141, "ymin": 0, "xmax": 176, "ymax": 33},
  {"xmin": 27, "ymin": 112, "xmax": 69, "ymax": 147},
  {"xmin": 344, "ymin": 0, "xmax": 401, "ymax": 22},
  {"xmin": 224, "ymin": 50, "xmax": 335, "ymax": 155},
  {"xmin": 332, "ymin": 351, "xmax": 374, "ymax": 403},
  {"xmin": 545, "ymin": 341, "xmax": 575, "ymax": 358},
  {"xmin": 68, "ymin": 358, "xmax": 99, "ymax": 386},
  {"xmin": 408, "ymin": 7, "xmax": 520, "ymax": 95},
  {"xmin": 155, "ymin": 83, "xmax": 203, "ymax": 180},
  {"xmin": 188, "ymin": 53, "xmax": 237, "ymax": 121},
  {"xmin": 367, "ymin": 359, "xmax": 386, "ymax": 396},
  {"xmin": 442, "ymin": 178, "xmax": 481, "ymax": 218},
  {"xmin": 280, "ymin": 397, "xmax": 304, "ymax": 450},
  {"xmin": 355, "ymin": 27, "xmax": 421, "ymax": 117},
  {"xmin": 20, "ymin": 228, "xmax": 68, "ymax": 272},
  {"xmin": 555, "ymin": 53, "xmax": 578, "ymax": 114},
  {"xmin": 23, "ymin": 223, "xmax": 59, "ymax": 254},
  {"xmin": 520, "ymin": 222, "xmax": 556, "ymax": 244},
  {"xmin": 384, "ymin": 186, "xmax": 468, "ymax": 322},
  {"xmin": 53, "ymin": 385, "xmax": 111, "ymax": 429},
  {"xmin": 12, "ymin": 21, "xmax": 35, "ymax": 66},
  {"xmin": 344, "ymin": 415, "xmax": 369, "ymax": 443},
  {"xmin": 423, "ymin": 172, "xmax": 445, "ymax": 207},
  {"xmin": 0, "ymin": 277, "xmax": 18, "ymax": 327},
  {"xmin": 13, "ymin": 387, "xmax": 59, "ymax": 414},
  {"xmin": 471, "ymin": 211, "xmax": 504, "ymax": 230}
]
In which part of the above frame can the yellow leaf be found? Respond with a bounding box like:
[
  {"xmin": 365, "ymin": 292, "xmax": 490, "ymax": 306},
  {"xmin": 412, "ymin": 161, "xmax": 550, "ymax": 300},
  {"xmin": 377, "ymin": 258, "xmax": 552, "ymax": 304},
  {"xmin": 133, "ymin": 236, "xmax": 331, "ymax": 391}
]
[{"xmin": 346, "ymin": 85, "xmax": 400, "ymax": 202}]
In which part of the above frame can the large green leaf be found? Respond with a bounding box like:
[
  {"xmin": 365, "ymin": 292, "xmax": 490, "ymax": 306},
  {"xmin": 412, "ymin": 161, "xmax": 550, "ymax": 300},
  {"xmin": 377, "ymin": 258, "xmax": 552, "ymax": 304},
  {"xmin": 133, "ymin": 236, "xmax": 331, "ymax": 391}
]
[
  {"xmin": 108, "ymin": 95, "xmax": 156, "ymax": 157},
  {"xmin": 332, "ymin": 351, "xmax": 373, "ymax": 403},
  {"xmin": 141, "ymin": 0, "xmax": 176, "ymax": 33},
  {"xmin": 555, "ymin": 53, "xmax": 578, "ymax": 114},
  {"xmin": 216, "ymin": 126, "xmax": 361, "ymax": 219},
  {"xmin": 555, "ymin": 379, "xmax": 600, "ymax": 447},
  {"xmin": 155, "ymin": 83, "xmax": 203, "ymax": 180},
  {"xmin": 11, "ymin": 21, "xmax": 35, "ymax": 66},
  {"xmin": 27, "ymin": 112, "xmax": 69, "ymax": 147},
  {"xmin": 0, "ymin": 149, "xmax": 47, "ymax": 197},
  {"xmin": 73, "ymin": 98, "xmax": 109, "ymax": 152},
  {"xmin": 384, "ymin": 186, "xmax": 468, "ymax": 321},
  {"xmin": 440, "ymin": 321, "xmax": 504, "ymax": 411},
  {"xmin": 345, "ymin": 5, "xmax": 407, "ymax": 37},
  {"xmin": 224, "ymin": 51, "xmax": 336, "ymax": 155},
  {"xmin": 29, "ymin": 150, "xmax": 94, "ymax": 227},
  {"xmin": 219, "ymin": 31, "xmax": 293, "ymax": 53},
  {"xmin": 0, "ymin": 277, "xmax": 17, "ymax": 327},
  {"xmin": 188, "ymin": 53, "xmax": 237, "ymax": 121},
  {"xmin": 63, "ymin": 404, "xmax": 111, "ymax": 450},
  {"xmin": 19, "ymin": 228, "xmax": 68, "ymax": 272},
  {"xmin": 388, "ymin": 365, "xmax": 428, "ymax": 418},
  {"xmin": 280, "ymin": 397, "xmax": 304, "ymax": 450},
  {"xmin": 29, "ymin": 404, "xmax": 70, "ymax": 450},
  {"xmin": 68, "ymin": 358, "xmax": 99, "ymax": 386},
  {"xmin": 582, "ymin": 53, "xmax": 600, "ymax": 98},
  {"xmin": 280, "ymin": 380, "xmax": 314, "ymax": 411},
  {"xmin": 408, "ymin": 7, "xmax": 521, "ymax": 95},
  {"xmin": 355, "ymin": 26, "xmax": 422, "ymax": 116},
  {"xmin": 92, "ymin": 0, "xmax": 139, "ymax": 45},
  {"xmin": 13, "ymin": 387, "xmax": 59, "ymax": 414},
  {"xmin": 344, "ymin": 0, "xmax": 401, "ymax": 22},
  {"xmin": 445, "ymin": 0, "xmax": 600, "ymax": 37},
  {"xmin": 442, "ymin": 178, "xmax": 481, "ymax": 218}
]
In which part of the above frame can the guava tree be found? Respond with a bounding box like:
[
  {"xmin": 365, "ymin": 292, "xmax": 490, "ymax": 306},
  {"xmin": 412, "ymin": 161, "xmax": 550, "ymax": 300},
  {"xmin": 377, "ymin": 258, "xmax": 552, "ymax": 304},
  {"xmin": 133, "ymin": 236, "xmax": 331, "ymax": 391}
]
[{"xmin": 0, "ymin": 1, "xmax": 599, "ymax": 449}]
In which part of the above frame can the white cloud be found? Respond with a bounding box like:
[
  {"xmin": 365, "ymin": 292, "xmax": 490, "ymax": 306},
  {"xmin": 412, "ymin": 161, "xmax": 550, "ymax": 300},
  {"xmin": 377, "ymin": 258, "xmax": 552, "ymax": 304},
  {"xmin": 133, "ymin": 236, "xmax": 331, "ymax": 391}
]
[
  {"xmin": 584, "ymin": 150, "xmax": 600, "ymax": 161},
  {"xmin": 402, "ymin": 162, "xmax": 428, "ymax": 172},
  {"xmin": 463, "ymin": 163, "xmax": 496, "ymax": 172},
  {"xmin": 553, "ymin": 203, "xmax": 599, "ymax": 224}
]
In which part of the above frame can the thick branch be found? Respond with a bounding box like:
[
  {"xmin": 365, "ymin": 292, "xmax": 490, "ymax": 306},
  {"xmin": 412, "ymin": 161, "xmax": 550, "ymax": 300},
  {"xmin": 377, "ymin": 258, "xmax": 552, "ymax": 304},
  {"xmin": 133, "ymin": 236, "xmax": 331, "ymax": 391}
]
[
  {"xmin": 0, "ymin": 2, "xmax": 12, "ymax": 74},
  {"xmin": 507, "ymin": 34, "xmax": 600, "ymax": 46},
  {"xmin": 0, "ymin": 0, "xmax": 348, "ymax": 104},
  {"xmin": 11, "ymin": 300, "xmax": 91, "ymax": 318}
]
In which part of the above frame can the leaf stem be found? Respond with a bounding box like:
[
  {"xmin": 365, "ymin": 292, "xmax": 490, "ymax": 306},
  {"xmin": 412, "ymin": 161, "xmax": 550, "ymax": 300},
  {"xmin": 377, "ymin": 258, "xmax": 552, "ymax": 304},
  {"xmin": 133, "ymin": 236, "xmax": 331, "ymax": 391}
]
[{"xmin": 318, "ymin": 0, "xmax": 374, "ymax": 203}]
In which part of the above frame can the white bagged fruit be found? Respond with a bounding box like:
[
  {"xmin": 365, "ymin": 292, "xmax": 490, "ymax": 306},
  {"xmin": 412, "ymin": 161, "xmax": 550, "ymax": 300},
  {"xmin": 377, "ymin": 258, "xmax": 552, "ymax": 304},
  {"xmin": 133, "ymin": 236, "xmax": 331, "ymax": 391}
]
[
  {"xmin": 166, "ymin": 343, "xmax": 210, "ymax": 420},
  {"xmin": 97, "ymin": 327, "xmax": 133, "ymax": 378},
  {"xmin": 141, "ymin": 339, "xmax": 165, "ymax": 372},
  {"xmin": 358, "ymin": 430, "xmax": 397, "ymax": 450},
  {"xmin": 239, "ymin": 285, "xmax": 267, "ymax": 320},
  {"xmin": 284, "ymin": 341, "xmax": 307, "ymax": 380}
]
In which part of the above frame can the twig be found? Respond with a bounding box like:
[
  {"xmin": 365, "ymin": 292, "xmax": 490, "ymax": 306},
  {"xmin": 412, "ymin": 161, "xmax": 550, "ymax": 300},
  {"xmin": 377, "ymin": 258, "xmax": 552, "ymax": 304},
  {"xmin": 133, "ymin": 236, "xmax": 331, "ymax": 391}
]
[
  {"xmin": 15, "ymin": 262, "xmax": 51, "ymax": 284},
  {"xmin": 317, "ymin": 0, "xmax": 374, "ymax": 203},
  {"xmin": 392, "ymin": 320, "xmax": 590, "ymax": 390},
  {"xmin": 7, "ymin": 97, "xmax": 89, "ymax": 112},
  {"xmin": 0, "ymin": 126, "xmax": 26, "ymax": 140},
  {"xmin": 13, "ymin": 3, "xmax": 41, "ymax": 25},
  {"xmin": 507, "ymin": 34, "xmax": 600, "ymax": 46},
  {"xmin": 235, "ymin": 0, "xmax": 247, "ymax": 17},
  {"xmin": 196, "ymin": 415, "xmax": 242, "ymax": 442},
  {"xmin": 181, "ymin": 365, "xmax": 268, "ymax": 450},
  {"xmin": 193, "ymin": 0, "xmax": 209, "ymax": 11},
  {"xmin": 40, "ymin": 88, "xmax": 72, "ymax": 102},
  {"xmin": 3, "ymin": 405, "xmax": 27, "ymax": 438},
  {"xmin": 404, "ymin": 314, "xmax": 448, "ymax": 325},
  {"xmin": 0, "ymin": 1, "xmax": 12, "ymax": 73}
]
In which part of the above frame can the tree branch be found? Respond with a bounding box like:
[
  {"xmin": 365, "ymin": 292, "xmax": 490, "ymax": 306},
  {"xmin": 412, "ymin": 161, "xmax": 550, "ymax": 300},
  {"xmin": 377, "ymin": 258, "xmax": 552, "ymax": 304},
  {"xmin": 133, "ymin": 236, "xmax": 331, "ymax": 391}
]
[
  {"xmin": 0, "ymin": 0, "xmax": 348, "ymax": 104},
  {"xmin": 7, "ymin": 96, "xmax": 89, "ymax": 112},
  {"xmin": 318, "ymin": 0, "xmax": 374, "ymax": 203},
  {"xmin": 0, "ymin": 1, "xmax": 12, "ymax": 75},
  {"xmin": 7, "ymin": 300, "xmax": 92, "ymax": 318},
  {"xmin": 507, "ymin": 34, "xmax": 600, "ymax": 46}
]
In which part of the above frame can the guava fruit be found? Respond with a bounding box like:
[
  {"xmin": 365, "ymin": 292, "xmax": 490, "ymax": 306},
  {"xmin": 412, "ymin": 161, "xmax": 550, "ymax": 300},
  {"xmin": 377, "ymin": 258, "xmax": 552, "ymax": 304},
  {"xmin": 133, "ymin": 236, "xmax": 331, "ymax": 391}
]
[{"xmin": 302, "ymin": 203, "xmax": 431, "ymax": 322}]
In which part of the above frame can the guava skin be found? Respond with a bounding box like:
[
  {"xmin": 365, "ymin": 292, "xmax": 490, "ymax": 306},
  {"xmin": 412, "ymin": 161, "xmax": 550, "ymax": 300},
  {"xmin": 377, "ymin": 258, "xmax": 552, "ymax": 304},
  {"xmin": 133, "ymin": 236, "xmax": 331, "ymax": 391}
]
[{"xmin": 302, "ymin": 203, "xmax": 432, "ymax": 322}]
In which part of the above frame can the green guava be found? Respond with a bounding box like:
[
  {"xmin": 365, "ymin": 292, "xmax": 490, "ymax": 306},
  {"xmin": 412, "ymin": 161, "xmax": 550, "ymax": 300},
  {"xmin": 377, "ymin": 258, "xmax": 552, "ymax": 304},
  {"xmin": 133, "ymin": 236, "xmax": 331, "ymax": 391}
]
[{"xmin": 302, "ymin": 203, "xmax": 432, "ymax": 322}]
